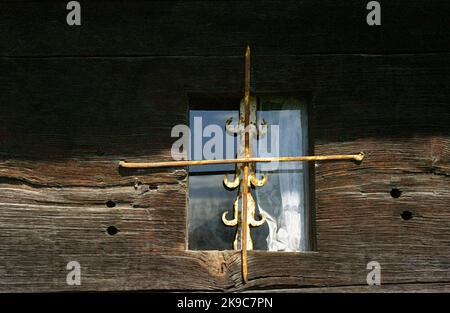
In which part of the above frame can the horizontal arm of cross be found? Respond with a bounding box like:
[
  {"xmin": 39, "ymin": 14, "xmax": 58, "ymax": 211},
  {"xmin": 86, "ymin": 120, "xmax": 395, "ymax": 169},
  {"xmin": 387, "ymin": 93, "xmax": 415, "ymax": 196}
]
[{"xmin": 119, "ymin": 152, "xmax": 365, "ymax": 169}]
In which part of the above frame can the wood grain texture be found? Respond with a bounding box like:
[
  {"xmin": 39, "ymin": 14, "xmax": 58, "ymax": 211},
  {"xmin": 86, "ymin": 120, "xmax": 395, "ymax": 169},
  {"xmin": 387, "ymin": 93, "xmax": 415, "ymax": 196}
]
[
  {"xmin": 0, "ymin": 0, "xmax": 450, "ymax": 291},
  {"xmin": 0, "ymin": 52, "xmax": 449, "ymax": 291},
  {"xmin": 0, "ymin": 0, "xmax": 449, "ymax": 57}
]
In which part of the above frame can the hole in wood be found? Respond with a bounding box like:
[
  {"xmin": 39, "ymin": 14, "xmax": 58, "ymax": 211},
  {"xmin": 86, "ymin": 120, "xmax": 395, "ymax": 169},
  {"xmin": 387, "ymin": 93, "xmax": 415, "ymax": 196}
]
[
  {"xmin": 106, "ymin": 200, "xmax": 116, "ymax": 208},
  {"xmin": 134, "ymin": 181, "xmax": 157, "ymax": 194},
  {"xmin": 390, "ymin": 188, "xmax": 402, "ymax": 198},
  {"xmin": 106, "ymin": 226, "xmax": 119, "ymax": 235},
  {"xmin": 134, "ymin": 181, "xmax": 142, "ymax": 190},
  {"xmin": 401, "ymin": 210, "xmax": 413, "ymax": 220}
]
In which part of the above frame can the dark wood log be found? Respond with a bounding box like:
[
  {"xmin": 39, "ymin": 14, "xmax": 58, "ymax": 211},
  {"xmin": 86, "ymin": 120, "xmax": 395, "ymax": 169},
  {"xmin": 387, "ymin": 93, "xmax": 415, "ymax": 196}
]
[{"xmin": 0, "ymin": 1, "xmax": 449, "ymax": 57}]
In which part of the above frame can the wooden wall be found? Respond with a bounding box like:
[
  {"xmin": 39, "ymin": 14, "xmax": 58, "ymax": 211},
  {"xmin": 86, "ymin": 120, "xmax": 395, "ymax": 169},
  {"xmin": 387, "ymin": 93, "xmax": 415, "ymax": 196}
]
[{"xmin": 0, "ymin": 0, "xmax": 449, "ymax": 292}]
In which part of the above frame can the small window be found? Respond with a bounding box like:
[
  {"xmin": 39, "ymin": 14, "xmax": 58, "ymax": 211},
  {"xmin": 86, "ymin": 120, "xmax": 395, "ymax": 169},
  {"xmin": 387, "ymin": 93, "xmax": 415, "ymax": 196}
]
[{"xmin": 188, "ymin": 96, "xmax": 310, "ymax": 252}]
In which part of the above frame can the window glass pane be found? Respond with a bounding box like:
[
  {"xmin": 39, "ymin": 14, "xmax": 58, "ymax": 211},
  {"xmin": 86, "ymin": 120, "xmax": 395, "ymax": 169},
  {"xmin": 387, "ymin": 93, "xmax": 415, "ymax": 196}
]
[
  {"xmin": 255, "ymin": 97, "xmax": 309, "ymax": 251},
  {"xmin": 188, "ymin": 97, "xmax": 309, "ymax": 251}
]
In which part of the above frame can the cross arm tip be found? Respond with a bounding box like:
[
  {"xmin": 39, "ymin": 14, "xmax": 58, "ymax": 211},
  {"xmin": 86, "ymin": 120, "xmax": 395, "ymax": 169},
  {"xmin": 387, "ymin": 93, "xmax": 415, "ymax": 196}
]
[{"xmin": 355, "ymin": 152, "xmax": 365, "ymax": 162}]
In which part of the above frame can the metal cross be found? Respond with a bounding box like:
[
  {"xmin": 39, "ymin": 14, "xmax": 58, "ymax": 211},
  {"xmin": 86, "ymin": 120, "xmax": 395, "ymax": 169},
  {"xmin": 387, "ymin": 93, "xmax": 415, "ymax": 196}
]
[{"xmin": 119, "ymin": 46, "xmax": 365, "ymax": 283}]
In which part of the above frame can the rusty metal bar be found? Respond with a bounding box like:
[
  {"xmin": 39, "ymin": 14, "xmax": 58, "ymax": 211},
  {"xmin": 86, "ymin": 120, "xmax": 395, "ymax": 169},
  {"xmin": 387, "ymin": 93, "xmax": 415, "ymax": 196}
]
[
  {"xmin": 118, "ymin": 153, "xmax": 365, "ymax": 169},
  {"xmin": 241, "ymin": 45, "xmax": 251, "ymax": 283}
]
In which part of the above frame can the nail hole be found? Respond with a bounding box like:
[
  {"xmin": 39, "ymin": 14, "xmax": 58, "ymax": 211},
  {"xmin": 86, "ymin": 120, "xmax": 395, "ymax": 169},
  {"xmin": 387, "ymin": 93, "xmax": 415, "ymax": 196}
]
[
  {"xmin": 134, "ymin": 181, "xmax": 142, "ymax": 190},
  {"xmin": 390, "ymin": 188, "xmax": 402, "ymax": 198},
  {"xmin": 401, "ymin": 210, "xmax": 413, "ymax": 220},
  {"xmin": 106, "ymin": 226, "xmax": 119, "ymax": 235},
  {"xmin": 105, "ymin": 200, "xmax": 116, "ymax": 208}
]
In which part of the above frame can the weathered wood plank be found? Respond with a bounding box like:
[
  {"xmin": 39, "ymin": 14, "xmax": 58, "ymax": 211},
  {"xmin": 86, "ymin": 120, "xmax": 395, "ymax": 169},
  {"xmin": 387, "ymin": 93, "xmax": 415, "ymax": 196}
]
[
  {"xmin": 0, "ymin": 1, "xmax": 449, "ymax": 57},
  {"xmin": 0, "ymin": 250, "xmax": 240, "ymax": 292},
  {"xmin": 0, "ymin": 160, "xmax": 187, "ymax": 187},
  {"xmin": 1, "ymin": 54, "xmax": 448, "ymax": 149}
]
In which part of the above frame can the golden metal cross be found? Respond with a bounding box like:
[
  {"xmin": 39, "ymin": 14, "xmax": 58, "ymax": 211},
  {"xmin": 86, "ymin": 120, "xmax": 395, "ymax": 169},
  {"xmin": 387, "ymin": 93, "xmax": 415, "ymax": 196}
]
[{"xmin": 119, "ymin": 46, "xmax": 365, "ymax": 283}]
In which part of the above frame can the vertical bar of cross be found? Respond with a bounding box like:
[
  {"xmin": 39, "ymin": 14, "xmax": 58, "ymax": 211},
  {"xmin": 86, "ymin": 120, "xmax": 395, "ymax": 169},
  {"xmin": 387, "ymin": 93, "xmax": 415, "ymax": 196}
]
[{"xmin": 241, "ymin": 45, "xmax": 251, "ymax": 283}]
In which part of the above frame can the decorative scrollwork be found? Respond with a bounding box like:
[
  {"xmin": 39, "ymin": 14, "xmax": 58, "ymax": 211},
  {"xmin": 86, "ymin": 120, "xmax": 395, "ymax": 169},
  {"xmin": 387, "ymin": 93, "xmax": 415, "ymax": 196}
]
[{"xmin": 221, "ymin": 97, "xmax": 268, "ymax": 250}]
